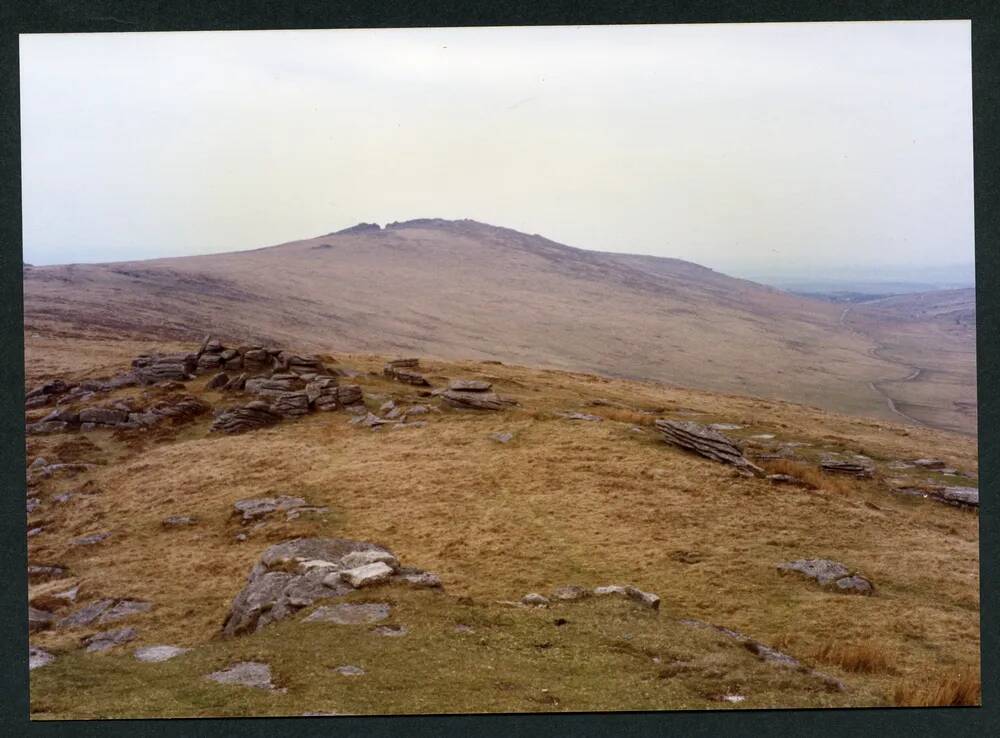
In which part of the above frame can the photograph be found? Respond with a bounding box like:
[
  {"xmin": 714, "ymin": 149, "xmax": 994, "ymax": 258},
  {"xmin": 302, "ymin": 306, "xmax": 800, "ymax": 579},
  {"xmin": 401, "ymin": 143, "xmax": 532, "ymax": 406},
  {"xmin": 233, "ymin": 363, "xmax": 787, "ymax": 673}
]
[{"xmin": 19, "ymin": 20, "xmax": 979, "ymax": 718}]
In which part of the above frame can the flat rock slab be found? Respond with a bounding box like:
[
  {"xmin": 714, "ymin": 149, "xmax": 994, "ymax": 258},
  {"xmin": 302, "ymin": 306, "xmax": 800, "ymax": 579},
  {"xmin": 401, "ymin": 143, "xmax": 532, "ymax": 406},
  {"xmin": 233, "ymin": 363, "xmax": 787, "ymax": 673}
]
[
  {"xmin": 334, "ymin": 665, "xmax": 366, "ymax": 676},
  {"xmin": 490, "ymin": 432, "xmax": 515, "ymax": 444},
  {"xmin": 551, "ymin": 585, "xmax": 591, "ymax": 602},
  {"xmin": 777, "ymin": 559, "xmax": 874, "ymax": 595},
  {"xmin": 233, "ymin": 495, "xmax": 308, "ymax": 524},
  {"xmin": 932, "ymin": 486, "xmax": 979, "ymax": 508},
  {"xmin": 448, "ymin": 379, "xmax": 492, "ymax": 392},
  {"xmin": 71, "ymin": 532, "xmax": 111, "ymax": 546},
  {"xmin": 206, "ymin": 661, "xmax": 276, "ymax": 690},
  {"xmin": 84, "ymin": 626, "xmax": 138, "ymax": 653},
  {"xmin": 135, "ymin": 645, "xmax": 191, "ymax": 663},
  {"xmin": 655, "ymin": 420, "xmax": 763, "ymax": 476},
  {"xmin": 29, "ymin": 646, "xmax": 56, "ymax": 670},
  {"xmin": 336, "ymin": 561, "xmax": 395, "ymax": 588},
  {"xmin": 304, "ymin": 603, "xmax": 391, "ymax": 625},
  {"xmin": 559, "ymin": 412, "xmax": 603, "ymax": 422}
]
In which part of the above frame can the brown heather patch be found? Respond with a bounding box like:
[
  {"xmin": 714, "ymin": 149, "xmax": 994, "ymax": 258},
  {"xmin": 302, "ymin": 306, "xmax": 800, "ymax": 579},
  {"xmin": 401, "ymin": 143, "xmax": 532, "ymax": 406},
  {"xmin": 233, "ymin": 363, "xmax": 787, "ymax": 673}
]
[
  {"xmin": 892, "ymin": 671, "xmax": 981, "ymax": 707},
  {"xmin": 811, "ymin": 640, "xmax": 896, "ymax": 674},
  {"xmin": 762, "ymin": 458, "xmax": 853, "ymax": 494}
]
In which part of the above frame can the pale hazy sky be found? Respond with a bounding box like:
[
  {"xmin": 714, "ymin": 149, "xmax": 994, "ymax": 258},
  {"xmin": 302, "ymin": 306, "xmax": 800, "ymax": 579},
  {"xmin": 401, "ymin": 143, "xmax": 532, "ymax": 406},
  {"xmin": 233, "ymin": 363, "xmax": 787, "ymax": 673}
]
[{"xmin": 20, "ymin": 21, "xmax": 973, "ymax": 277}]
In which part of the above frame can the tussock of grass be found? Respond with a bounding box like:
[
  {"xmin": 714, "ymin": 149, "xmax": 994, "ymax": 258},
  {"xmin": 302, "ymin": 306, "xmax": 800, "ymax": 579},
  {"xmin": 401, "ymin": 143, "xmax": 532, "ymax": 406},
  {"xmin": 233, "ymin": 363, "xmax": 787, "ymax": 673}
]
[
  {"xmin": 762, "ymin": 458, "xmax": 852, "ymax": 494},
  {"xmin": 811, "ymin": 640, "xmax": 895, "ymax": 674},
  {"xmin": 892, "ymin": 671, "xmax": 981, "ymax": 706}
]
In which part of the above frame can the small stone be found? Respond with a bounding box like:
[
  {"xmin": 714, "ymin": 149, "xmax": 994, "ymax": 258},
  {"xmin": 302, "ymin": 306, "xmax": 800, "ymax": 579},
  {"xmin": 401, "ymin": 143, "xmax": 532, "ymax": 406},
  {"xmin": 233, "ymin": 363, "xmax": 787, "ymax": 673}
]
[
  {"xmin": 373, "ymin": 624, "xmax": 409, "ymax": 637},
  {"xmin": 396, "ymin": 571, "xmax": 442, "ymax": 589},
  {"xmin": 521, "ymin": 593, "xmax": 550, "ymax": 607},
  {"xmin": 334, "ymin": 664, "xmax": 365, "ymax": 677},
  {"xmin": 84, "ymin": 626, "xmax": 138, "ymax": 653},
  {"xmin": 135, "ymin": 645, "xmax": 191, "ymax": 663},
  {"xmin": 206, "ymin": 661, "xmax": 275, "ymax": 689},
  {"xmin": 29, "ymin": 646, "xmax": 55, "ymax": 670},
  {"xmin": 551, "ymin": 585, "xmax": 591, "ymax": 602},
  {"xmin": 71, "ymin": 532, "xmax": 110, "ymax": 546},
  {"xmin": 29, "ymin": 607, "xmax": 54, "ymax": 633},
  {"xmin": 339, "ymin": 550, "xmax": 399, "ymax": 570},
  {"xmin": 162, "ymin": 515, "xmax": 198, "ymax": 528},
  {"xmin": 490, "ymin": 432, "xmax": 515, "ymax": 444}
]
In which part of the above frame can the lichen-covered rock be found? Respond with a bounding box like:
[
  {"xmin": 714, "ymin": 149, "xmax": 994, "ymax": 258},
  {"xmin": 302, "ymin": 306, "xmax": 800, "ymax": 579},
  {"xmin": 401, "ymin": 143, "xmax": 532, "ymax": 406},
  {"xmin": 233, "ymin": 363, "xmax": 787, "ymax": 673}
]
[
  {"xmin": 777, "ymin": 559, "xmax": 874, "ymax": 595},
  {"xmin": 222, "ymin": 538, "xmax": 427, "ymax": 637},
  {"xmin": 84, "ymin": 626, "xmax": 138, "ymax": 653},
  {"xmin": 210, "ymin": 401, "xmax": 281, "ymax": 434},
  {"xmin": 206, "ymin": 661, "xmax": 276, "ymax": 689},
  {"xmin": 134, "ymin": 645, "xmax": 191, "ymax": 663}
]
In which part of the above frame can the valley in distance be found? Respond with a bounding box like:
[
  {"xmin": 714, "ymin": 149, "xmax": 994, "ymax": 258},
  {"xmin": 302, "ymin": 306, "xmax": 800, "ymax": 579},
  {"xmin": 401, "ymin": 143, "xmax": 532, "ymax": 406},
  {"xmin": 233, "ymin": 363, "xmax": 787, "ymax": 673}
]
[{"xmin": 23, "ymin": 218, "xmax": 979, "ymax": 716}]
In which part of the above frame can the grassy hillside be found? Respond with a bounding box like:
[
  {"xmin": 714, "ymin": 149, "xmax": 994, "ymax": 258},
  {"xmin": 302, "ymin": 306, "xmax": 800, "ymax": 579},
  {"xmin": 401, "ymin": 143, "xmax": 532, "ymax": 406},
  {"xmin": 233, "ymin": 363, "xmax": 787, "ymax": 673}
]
[{"xmin": 25, "ymin": 332, "xmax": 979, "ymax": 717}]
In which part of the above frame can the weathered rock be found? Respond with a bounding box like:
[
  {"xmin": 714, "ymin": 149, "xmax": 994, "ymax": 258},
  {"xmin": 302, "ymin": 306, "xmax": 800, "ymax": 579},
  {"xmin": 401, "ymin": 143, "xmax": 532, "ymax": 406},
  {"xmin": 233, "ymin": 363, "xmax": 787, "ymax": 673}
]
[
  {"xmin": 820, "ymin": 460, "xmax": 874, "ymax": 478},
  {"xmin": 777, "ymin": 559, "xmax": 874, "ymax": 595},
  {"xmin": 593, "ymin": 584, "xmax": 661, "ymax": 609},
  {"xmin": 681, "ymin": 619, "xmax": 845, "ymax": 692},
  {"xmin": 930, "ymin": 486, "xmax": 979, "ymax": 509},
  {"xmin": 162, "ymin": 515, "xmax": 198, "ymax": 528},
  {"xmin": 521, "ymin": 593, "xmax": 550, "ymax": 607},
  {"xmin": 448, "ymin": 379, "xmax": 492, "ymax": 392},
  {"xmin": 71, "ymin": 532, "xmax": 111, "ymax": 546},
  {"xmin": 134, "ymin": 645, "xmax": 191, "ymax": 663},
  {"xmin": 336, "ymin": 384, "xmax": 363, "ymax": 406},
  {"xmin": 241, "ymin": 349, "xmax": 272, "ymax": 374},
  {"xmin": 655, "ymin": 420, "xmax": 764, "ymax": 476},
  {"xmin": 913, "ymin": 458, "xmax": 947, "ymax": 469},
  {"xmin": 334, "ymin": 664, "xmax": 365, "ymax": 676},
  {"xmin": 386, "ymin": 358, "xmax": 420, "ymax": 369},
  {"xmin": 233, "ymin": 496, "xmax": 308, "ymax": 524},
  {"xmin": 210, "ymin": 400, "xmax": 281, "ymax": 434},
  {"xmin": 28, "ymin": 564, "xmax": 68, "ymax": 583},
  {"xmin": 336, "ymin": 562, "xmax": 395, "ymax": 588},
  {"xmin": 29, "ymin": 646, "xmax": 56, "ymax": 670},
  {"xmin": 551, "ymin": 585, "xmax": 591, "ymax": 602},
  {"xmin": 206, "ymin": 372, "xmax": 230, "ymax": 390},
  {"xmin": 78, "ymin": 406, "xmax": 129, "ymax": 426},
  {"xmin": 394, "ymin": 570, "xmax": 443, "ymax": 589},
  {"xmin": 709, "ymin": 423, "xmax": 743, "ymax": 431},
  {"xmin": 383, "ymin": 365, "xmax": 430, "ymax": 386},
  {"xmin": 307, "ymin": 377, "xmax": 340, "ymax": 409},
  {"xmin": 339, "ymin": 550, "xmax": 399, "ymax": 569},
  {"xmin": 559, "ymin": 412, "xmax": 603, "ymax": 422},
  {"xmin": 244, "ymin": 376, "xmax": 304, "ymax": 397},
  {"xmin": 271, "ymin": 391, "xmax": 310, "ymax": 418},
  {"xmin": 221, "ymin": 538, "xmax": 425, "ymax": 637},
  {"xmin": 490, "ymin": 431, "xmax": 515, "ymax": 444},
  {"xmin": 223, "ymin": 372, "xmax": 248, "ymax": 391},
  {"xmin": 197, "ymin": 353, "xmax": 224, "ymax": 371},
  {"xmin": 58, "ymin": 599, "xmax": 115, "ymax": 628},
  {"xmin": 304, "ymin": 603, "xmax": 391, "ymax": 625},
  {"xmin": 84, "ymin": 626, "xmax": 138, "ymax": 653},
  {"xmin": 206, "ymin": 661, "xmax": 275, "ymax": 689},
  {"xmin": 98, "ymin": 599, "xmax": 152, "ymax": 624},
  {"xmin": 441, "ymin": 389, "xmax": 508, "ymax": 411}
]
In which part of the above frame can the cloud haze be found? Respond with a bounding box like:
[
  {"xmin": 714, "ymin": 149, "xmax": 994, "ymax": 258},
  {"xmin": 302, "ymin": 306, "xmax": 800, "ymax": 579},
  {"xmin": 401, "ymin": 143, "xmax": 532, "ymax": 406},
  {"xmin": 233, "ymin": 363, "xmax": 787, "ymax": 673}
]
[{"xmin": 20, "ymin": 21, "xmax": 973, "ymax": 277}]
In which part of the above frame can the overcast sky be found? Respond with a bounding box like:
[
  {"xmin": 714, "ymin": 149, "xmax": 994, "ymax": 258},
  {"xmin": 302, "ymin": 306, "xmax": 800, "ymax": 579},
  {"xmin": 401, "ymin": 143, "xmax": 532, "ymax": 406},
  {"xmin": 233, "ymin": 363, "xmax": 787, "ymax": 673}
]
[{"xmin": 20, "ymin": 21, "xmax": 973, "ymax": 278}]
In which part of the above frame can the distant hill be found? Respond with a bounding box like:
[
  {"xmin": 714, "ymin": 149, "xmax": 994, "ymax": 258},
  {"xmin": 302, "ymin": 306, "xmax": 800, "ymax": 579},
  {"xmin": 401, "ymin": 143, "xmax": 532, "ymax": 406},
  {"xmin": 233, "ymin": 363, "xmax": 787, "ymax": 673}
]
[{"xmin": 22, "ymin": 218, "xmax": 976, "ymax": 431}]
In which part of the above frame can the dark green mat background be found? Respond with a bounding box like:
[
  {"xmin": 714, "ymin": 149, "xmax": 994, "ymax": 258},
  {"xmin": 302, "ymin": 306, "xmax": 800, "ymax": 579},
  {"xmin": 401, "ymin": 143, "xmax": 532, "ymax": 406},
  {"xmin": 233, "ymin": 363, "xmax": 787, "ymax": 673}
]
[{"xmin": 1, "ymin": 2, "xmax": 995, "ymax": 735}]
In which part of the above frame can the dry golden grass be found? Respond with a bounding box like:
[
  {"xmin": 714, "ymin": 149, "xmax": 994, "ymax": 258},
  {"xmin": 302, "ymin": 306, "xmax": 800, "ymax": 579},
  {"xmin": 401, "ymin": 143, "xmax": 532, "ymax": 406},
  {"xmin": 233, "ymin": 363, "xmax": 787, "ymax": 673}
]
[
  {"xmin": 761, "ymin": 458, "xmax": 853, "ymax": 494},
  {"xmin": 811, "ymin": 640, "xmax": 895, "ymax": 674},
  {"xmin": 892, "ymin": 671, "xmax": 981, "ymax": 707},
  {"xmin": 24, "ymin": 332, "xmax": 980, "ymax": 714}
]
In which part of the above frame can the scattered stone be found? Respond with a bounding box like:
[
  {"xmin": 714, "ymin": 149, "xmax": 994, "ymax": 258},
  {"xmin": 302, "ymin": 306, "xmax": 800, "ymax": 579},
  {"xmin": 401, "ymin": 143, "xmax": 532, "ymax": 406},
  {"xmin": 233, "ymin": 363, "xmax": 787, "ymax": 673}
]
[
  {"xmin": 708, "ymin": 423, "xmax": 743, "ymax": 431},
  {"xmin": 97, "ymin": 599, "xmax": 152, "ymax": 624},
  {"xmin": 373, "ymin": 624, "xmax": 409, "ymax": 637},
  {"xmin": 453, "ymin": 624, "xmax": 475, "ymax": 634},
  {"xmin": 490, "ymin": 431, "xmax": 515, "ymax": 444},
  {"xmin": 29, "ymin": 646, "xmax": 56, "ymax": 670},
  {"xmin": 777, "ymin": 559, "xmax": 874, "ymax": 595},
  {"xmin": 394, "ymin": 570, "xmax": 443, "ymax": 589},
  {"xmin": 84, "ymin": 626, "xmax": 138, "ymax": 653},
  {"xmin": 655, "ymin": 420, "xmax": 764, "ymax": 476},
  {"xmin": 71, "ymin": 532, "xmax": 110, "ymax": 547},
  {"xmin": 27, "ymin": 527, "xmax": 44, "ymax": 537},
  {"xmin": 913, "ymin": 458, "xmax": 947, "ymax": 469},
  {"xmin": 304, "ymin": 603, "xmax": 391, "ymax": 625},
  {"xmin": 334, "ymin": 665, "xmax": 365, "ymax": 677},
  {"xmin": 930, "ymin": 486, "xmax": 979, "ymax": 509},
  {"xmin": 521, "ymin": 593, "xmax": 550, "ymax": 607},
  {"xmin": 162, "ymin": 515, "xmax": 198, "ymax": 529},
  {"xmin": 28, "ymin": 564, "xmax": 68, "ymax": 583},
  {"xmin": 681, "ymin": 619, "xmax": 844, "ymax": 692},
  {"xmin": 593, "ymin": 585, "xmax": 660, "ymax": 609},
  {"xmin": 749, "ymin": 434, "xmax": 775, "ymax": 440},
  {"xmin": 559, "ymin": 412, "xmax": 603, "ymax": 421},
  {"xmin": 820, "ymin": 460, "xmax": 874, "ymax": 478},
  {"xmin": 134, "ymin": 645, "xmax": 191, "ymax": 663},
  {"xmin": 441, "ymin": 388, "xmax": 509, "ymax": 411},
  {"xmin": 206, "ymin": 661, "xmax": 276, "ymax": 690},
  {"xmin": 551, "ymin": 585, "xmax": 591, "ymax": 602}
]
